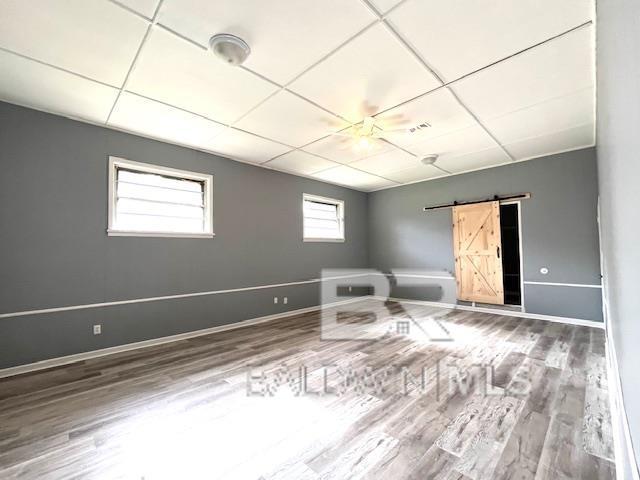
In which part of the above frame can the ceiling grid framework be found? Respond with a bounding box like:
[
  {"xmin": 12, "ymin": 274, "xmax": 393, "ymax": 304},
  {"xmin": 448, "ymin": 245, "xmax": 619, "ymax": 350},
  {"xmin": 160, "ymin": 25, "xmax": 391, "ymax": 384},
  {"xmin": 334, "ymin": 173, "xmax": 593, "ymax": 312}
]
[
  {"xmin": 361, "ymin": 0, "xmax": 516, "ymax": 165},
  {"xmin": 0, "ymin": 0, "xmax": 596, "ymax": 192},
  {"xmin": 105, "ymin": 0, "xmax": 165, "ymax": 124}
]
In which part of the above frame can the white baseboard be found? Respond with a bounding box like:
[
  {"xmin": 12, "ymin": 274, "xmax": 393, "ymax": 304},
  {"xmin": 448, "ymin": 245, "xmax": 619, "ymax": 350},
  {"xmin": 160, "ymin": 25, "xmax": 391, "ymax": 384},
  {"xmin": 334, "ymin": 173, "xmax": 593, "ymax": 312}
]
[
  {"xmin": 371, "ymin": 295, "xmax": 605, "ymax": 329},
  {"xmin": 0, "ymin": 297, "xmax": 365, "ymax": 379},
  {"xmin": 605, "ymin": 322, "xmax": 640, "ymax": 480}
]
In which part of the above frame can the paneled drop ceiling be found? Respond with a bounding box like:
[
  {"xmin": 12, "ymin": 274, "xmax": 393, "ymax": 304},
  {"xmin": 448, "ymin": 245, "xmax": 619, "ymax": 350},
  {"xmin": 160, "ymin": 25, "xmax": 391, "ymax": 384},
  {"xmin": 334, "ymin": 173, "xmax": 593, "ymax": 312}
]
[{"xmin": 0, "ymin": 0, "xmax": 595, "ymax": 192}]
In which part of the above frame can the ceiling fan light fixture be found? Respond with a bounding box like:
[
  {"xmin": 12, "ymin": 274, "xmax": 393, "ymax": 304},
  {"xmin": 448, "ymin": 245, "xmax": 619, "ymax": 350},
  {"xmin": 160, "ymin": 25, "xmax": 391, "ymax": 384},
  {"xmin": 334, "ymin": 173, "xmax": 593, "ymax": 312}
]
[
  {"xmin": 209, "ymin": 33, "xmax": 251, "ymax": 66},
  {"xmin": 356, "ymin": 136, "xmax": 372, "ymax": 150},
  {"xmin": 421, "ymin": 154, "xmax": 439, "ymax": 166}
]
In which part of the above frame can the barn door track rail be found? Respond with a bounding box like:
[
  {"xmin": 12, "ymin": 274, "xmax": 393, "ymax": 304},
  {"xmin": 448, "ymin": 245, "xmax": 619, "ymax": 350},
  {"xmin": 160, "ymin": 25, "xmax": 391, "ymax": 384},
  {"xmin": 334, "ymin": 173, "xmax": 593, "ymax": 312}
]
[{"xmin": 423, "ymin": 193, "xmax": 531, "ymax": 212}]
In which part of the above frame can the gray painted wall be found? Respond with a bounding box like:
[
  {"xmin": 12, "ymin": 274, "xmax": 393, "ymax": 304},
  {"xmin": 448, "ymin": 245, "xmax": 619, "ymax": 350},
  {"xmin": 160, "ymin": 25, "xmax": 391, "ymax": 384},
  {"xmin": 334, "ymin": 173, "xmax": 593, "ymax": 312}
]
[
  {"xmin": 0, "ymin": 102, "xmax": 369, "ymax": 368},
  {"xmin": 0, "ymin": 101, "xmax": 605, "ymax": 374},
  {"xmin": 596, "ymin": 0, "xmax": 640, "ymax": 474},
  {"xmin": 368, "ymin": 148, "xmax": 603, "ymax": 321}
]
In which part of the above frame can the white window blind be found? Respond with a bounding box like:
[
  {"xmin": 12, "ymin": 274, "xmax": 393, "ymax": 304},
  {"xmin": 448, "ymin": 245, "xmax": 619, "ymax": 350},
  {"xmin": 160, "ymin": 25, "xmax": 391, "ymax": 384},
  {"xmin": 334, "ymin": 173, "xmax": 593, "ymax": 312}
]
[
  {"xmin": 108, "ymin": 157, "xmax": 213, "ymax": 237},
  {"xmin": 303, "ymin": 194, "xmax": 344, "ymax": 241}
]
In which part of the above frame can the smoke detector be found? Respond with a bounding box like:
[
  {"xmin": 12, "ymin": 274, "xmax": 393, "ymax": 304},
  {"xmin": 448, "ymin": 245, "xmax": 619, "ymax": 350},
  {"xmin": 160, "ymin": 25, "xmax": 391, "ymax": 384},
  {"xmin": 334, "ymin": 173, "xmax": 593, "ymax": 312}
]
[
  {"xmin": 209, "ymin": 34, "xmax": 251, "ymax": 66},
  {"xmin": 421, "ymin": 154, "xmax": 438, "ymax": 166}
]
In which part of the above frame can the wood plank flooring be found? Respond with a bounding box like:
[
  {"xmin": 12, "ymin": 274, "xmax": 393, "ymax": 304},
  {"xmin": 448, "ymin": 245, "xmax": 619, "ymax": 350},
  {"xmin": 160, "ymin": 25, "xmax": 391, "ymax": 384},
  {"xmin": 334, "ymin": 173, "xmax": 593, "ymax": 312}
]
[{"xmin": 0, "ymin": 299, "xmax": 615, "ymax": 479}]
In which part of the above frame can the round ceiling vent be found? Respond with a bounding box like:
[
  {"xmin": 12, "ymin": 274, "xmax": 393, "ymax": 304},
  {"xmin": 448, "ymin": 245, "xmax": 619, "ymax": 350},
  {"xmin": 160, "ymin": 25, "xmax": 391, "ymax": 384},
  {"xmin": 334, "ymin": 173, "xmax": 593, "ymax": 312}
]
[
  {"xmin": 209, "ymin": 34, "xmax": 251, "ymax": 66},
  {"xmin": 421, "ymin": 154, "xmax": 439, "ymax": 166}
]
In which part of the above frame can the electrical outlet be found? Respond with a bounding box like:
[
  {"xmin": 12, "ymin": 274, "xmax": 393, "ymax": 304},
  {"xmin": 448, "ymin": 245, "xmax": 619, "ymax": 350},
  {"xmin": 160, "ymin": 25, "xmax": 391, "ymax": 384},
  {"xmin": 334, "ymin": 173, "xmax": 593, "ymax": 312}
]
[
  {"xmin": 283, "ymin": 297, "xmax": 288, "ymax": 305},
  {"xmin": 93, "ymin": 324, "xmax": 102, "ymax": 335},
  {"xmin": 273, "ymin": 297, "xmax": 278, "ymax": 304}
]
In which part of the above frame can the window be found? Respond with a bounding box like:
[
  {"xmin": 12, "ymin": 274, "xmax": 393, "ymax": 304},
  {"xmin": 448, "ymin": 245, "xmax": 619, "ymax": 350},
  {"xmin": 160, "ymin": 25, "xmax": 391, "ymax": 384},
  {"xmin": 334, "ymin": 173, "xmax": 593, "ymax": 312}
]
[
  {"xmin": 108, "ymin": 157, "xmax": 213, "ymax": 238},
  {"xmin": 303, "ymin": 194, "xmax": 344, "ymax": 242}
]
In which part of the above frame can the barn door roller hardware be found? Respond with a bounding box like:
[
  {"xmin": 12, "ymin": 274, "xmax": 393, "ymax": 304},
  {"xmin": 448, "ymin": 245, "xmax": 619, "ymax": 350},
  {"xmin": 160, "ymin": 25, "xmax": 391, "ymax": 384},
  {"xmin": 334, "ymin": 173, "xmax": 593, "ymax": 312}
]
[{"xmin": 423, "ymin": 193, "xmax": 531, "ymax": 212}]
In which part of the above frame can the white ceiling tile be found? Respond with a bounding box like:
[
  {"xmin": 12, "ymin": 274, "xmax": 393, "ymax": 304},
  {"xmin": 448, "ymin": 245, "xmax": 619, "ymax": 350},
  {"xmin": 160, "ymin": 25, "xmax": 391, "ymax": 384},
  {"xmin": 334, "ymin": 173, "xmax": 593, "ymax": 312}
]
[
  {"xmin": 117, "ymin": 0, "xmax": 160, "ymax": 18},
  {"xmin": 311, "ymin": 165, "xmax": 394, "ymax": 190},
  {"xmin": 289, "ymin": 23, "xmax": 441, "ymax": 123},
  {"xmin": 266, "ymin": 151, "xmax": 338, "ymax": 175},
  {"xmin": 108, "ymin": 92, "xmax": 225, "ymax": 151},
  {"xmin": 158, "ymin": 0, "xmax": 375, "ymax": 85},
  {"xmin": 375, "ymin": 88, "xmax": 478, "ymax": 149},
  {"xmin": 484, "ymin": 88, "xmax": 594, "ymax": 145},
  {"xmin": 235, "ymin": 90, "xmax": 347, "ymax": 147},
  {"xmin": 388, "ymin": 0, "xmax": 593, "ymax": 82},
  {"xmin": 436, "ymin": 148, "xmax": 512, "ymax": 174},
  {"xmin": 0, "ymin": 50, "xmax": 118, "ymax": 123},
  {"xmin": 504, "ymin": 123, "xmax": 594, "ymax": 160},
  {"xmin": 302, "ymin": 134, "xmax": 394, "ymax": 164},
  {"xmin": 208, "ymin": 128, "xmax": 291, "ymax": 164},
  {"xmin": 369, "ymin": 0, "xmax": 404, "ymax": 15},
  {"xmin": 127, "ymin": 28, "xmax": 278, "ymax": 124},
  {"xmin": 385, "ymin": 165, "xmax": 446, "ymax": 183},
  {"xmin": 451, "ymin": 26, "xmax": 594, "ymax": 121},
  {"xmin": 356, "ymin": 176, "xmax": 399, "ymax": 191},
  {"xmin": 0, "ymin": 0, "xmax": 597, "ymax": 190},
  {"xmin": 350, "ymin": 148, "xmax": 420, "ymax": 176},
  {"xmin": 408, "ymin": 125, "xmax": 499, "ymax": 159},
  {"xmin": 0, "ymin": 0, "xmax": 149, "ymax": 86}
]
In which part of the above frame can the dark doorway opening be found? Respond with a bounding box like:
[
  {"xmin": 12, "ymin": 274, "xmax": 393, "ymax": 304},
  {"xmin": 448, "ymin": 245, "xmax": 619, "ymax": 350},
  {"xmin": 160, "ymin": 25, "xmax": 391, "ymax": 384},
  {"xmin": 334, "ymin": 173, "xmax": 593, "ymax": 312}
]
[{"xmin": 500, "ymin": 203, "xmax": 522, "ymax": 305}]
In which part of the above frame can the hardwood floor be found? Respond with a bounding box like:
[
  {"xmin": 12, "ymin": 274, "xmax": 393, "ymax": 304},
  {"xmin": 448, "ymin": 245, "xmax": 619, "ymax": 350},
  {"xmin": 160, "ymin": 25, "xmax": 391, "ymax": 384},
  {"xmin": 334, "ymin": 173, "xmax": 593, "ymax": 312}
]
[{"xmin": 0, "ymin": 299, "xmax": 615, "ymax": 479}]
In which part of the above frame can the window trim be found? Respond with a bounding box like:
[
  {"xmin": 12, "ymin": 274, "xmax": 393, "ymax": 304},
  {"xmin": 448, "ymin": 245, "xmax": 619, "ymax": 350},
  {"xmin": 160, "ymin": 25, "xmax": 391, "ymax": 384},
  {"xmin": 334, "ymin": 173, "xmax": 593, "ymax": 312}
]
[
  {"xmin": 302, "ymin": 193, "xmax": 345, "ymax": 243},
  {"xmin": 107, "ymin": 156, "xmax": 214, "ymax": 238}
]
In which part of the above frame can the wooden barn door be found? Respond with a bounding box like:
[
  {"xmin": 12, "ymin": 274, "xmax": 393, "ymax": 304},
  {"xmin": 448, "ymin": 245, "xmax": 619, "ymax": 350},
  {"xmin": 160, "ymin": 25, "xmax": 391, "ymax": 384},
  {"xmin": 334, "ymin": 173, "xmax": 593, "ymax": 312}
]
[{"xmin": 452, "ymin": 201, "xmax": 504, "ymax": 305}]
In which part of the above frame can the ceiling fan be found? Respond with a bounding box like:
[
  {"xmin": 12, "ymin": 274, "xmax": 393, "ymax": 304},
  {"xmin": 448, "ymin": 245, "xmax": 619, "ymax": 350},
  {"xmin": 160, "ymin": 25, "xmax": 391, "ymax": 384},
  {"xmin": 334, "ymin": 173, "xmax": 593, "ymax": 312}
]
[{"xmin": 330, "ymin": 116, "xmax": 431, "ymax": 151}]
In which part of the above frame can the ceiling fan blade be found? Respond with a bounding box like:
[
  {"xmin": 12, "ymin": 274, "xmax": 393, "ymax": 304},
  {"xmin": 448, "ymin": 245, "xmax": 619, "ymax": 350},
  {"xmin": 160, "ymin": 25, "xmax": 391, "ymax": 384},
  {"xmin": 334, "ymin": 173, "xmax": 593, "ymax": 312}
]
[{"xmin": 380, "ymin": 129, "xmax": 411, "ymax": 136}]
